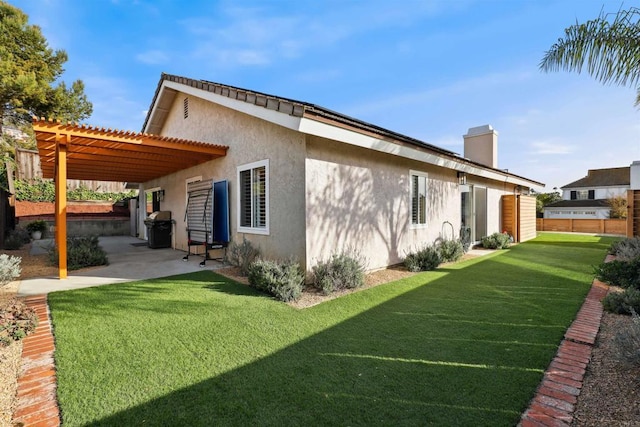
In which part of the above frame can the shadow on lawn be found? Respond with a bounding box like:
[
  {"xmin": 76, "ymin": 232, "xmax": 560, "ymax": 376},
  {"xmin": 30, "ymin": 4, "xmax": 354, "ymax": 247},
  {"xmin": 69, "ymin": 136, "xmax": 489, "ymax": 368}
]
[{"xmin": 63, "ymin": 244, "xmax": 608, "ymax": 427}]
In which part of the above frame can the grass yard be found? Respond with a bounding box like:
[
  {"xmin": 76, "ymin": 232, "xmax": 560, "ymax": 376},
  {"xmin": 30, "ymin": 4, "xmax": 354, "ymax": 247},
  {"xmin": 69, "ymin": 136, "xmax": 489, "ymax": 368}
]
[{"xmin": 48, "ymin": 233, "xmax": 615, "ymax": 426}]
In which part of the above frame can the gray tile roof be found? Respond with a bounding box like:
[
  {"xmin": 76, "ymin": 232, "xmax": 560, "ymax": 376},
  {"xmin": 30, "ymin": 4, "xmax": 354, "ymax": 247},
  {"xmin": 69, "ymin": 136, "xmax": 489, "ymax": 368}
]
[
  {"xmin": 563, "ymin": 167, "xmax": 630, "ymax": 189},
  {"xmin": 143, "ymin": 73, "xmax": 544, "ymax": 186},
  {"xmin": 544, "ymin": 199, "xmax": 610, "ymax": 208}
]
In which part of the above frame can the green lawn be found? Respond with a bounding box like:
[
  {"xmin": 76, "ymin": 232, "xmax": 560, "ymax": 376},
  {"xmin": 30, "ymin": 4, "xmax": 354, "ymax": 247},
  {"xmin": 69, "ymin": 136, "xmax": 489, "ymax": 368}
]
[{"xmin": 48, "ymin": 233, "xmax": 615, "ymax": 426}]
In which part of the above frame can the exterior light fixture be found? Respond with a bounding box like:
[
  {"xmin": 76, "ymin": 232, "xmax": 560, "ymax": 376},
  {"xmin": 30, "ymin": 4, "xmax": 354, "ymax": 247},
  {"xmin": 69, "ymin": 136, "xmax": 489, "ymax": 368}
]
[{"xmin": 457, "ymin": 171, "xmax": 467, "ymax": 185}]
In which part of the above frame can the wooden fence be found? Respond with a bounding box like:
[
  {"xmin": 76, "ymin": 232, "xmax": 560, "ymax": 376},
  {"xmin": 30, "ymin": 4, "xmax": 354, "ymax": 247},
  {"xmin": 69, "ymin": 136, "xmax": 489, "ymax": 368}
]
[
  {"xmin": 15, "ymin": 148, "xmax": 127, "ymax": 192},
  {"xmin": 536, "ymin": 218, "xmax": 627, "ymax": 235}
]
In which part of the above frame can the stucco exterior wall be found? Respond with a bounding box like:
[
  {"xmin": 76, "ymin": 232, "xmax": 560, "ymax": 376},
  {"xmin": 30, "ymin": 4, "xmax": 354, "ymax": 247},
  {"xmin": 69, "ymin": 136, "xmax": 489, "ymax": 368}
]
[
  {"xmin": 305, "ymin": 136, "xmax": 461, "ymax": 271},
  {"xmin": 144, "ymin": 94, "xmax": 307, "ymax": 264},
  {"xmin": 561, "ymin": 186, "xmax": 628, "ymax": 200},
  {"xmin": 543, "ymin": 207, "xmax": 610, "ymax": 219}
]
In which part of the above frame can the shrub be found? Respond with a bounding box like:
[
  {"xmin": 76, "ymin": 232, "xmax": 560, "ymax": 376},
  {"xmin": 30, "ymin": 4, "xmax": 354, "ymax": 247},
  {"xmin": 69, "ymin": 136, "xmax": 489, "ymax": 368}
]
[
  {"xmin": 0, "ymin": 298, "xmax": 38, "ymax": 346},
  {"xmin": 609, "ymin": 237, "xmax": 640, "ymax": 261},
  {"xmin": 594, "ymin": 258, "xmax": 640, "ymax": 289},
  {"xmin": 613, "ymin": 309, "xmax": 640, "ymax": 367},
  {"xmin": 438, "ymin": 239, "xmax": 464, "ymax": 263},
  {"xmin": 312, "ymin": 250, "xmax": 366, "ymax": 295},
  {"xmin": 602, "ymin": 288, "xmax": 640, "ymax": 315},
  {"xmin": 48, "ymin": 235, "xmax": 108, "ymax": 270},
  {"xmin": 0, "ymin": 254, "xmax": 21, "ymax": 287},
  {"xmin": 4, "ymin": 227, "xmax": 32, "ymax": 250},
  {"xmin": 247, "ymin": 259, "xmax": 304, "ymax": 302},
  {"xmin": 404, "ymin": 245, "xmax": 442, "ymax": 272},
  {"xmin": 25, "ymin": 219, "xmax": 47, "ymax": 234},
  {"xmin": 226, "ymin": 237, "xmax": 260, "ymax": 276},
  {"xmin": 480, "ymin": 232, "xmax": 511, "ymax": 249}
]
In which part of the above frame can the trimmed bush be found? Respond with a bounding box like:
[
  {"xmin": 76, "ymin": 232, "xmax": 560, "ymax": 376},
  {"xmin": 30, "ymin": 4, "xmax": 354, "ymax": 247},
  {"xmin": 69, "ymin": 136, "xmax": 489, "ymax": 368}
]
[
  {"xmin": 594, "ymin": 258, "xmax": 640, "ymax": 289},
  {"xmin": 226, "ymin": 237, "xmax": 260, "ymax": 276},
  {"xmin": 404, "ymin": 245, "xmax": 442, "ymax": 272},
  {"xmin": 609, "ymin": 237, "xmax": 640, "ymax": 261},
  {"xmin": 480, "ymin": 232, "xmax": 511, "ymax": 249},
  {"xmin": 0, "ymin": 254, "xmax": 21, "ymax": 287},
  {"xmin": 247, "ymin": 259, "xmax": 304, "ymax": 302},
  {"xmin": 0, "ymin": 298, "xmax": 38, "ymax": 346},
  {"xmin": 312, "ymin": 250, "xmax": 366, "ymax": 295},
  {"xmin": 613, "ymin": 309, "xmax": 640, "ymax": 367},
  {"xmin": 602, "ymin": 288, "xmax": 640, "ymax": 315},
  {"xmin": 48, "ymin": 235, "xmax": 108, "ymax": 270},
  {"xmin": 438, "ymin": 239, "xmax": 464, "ymax": 263}
]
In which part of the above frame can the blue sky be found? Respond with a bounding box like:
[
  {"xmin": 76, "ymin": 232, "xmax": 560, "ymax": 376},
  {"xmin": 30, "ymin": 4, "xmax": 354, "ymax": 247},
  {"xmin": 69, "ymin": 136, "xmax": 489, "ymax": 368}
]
[{"xmin": 11, "ymin": 0, "xmax": 640, "ymax": 191}]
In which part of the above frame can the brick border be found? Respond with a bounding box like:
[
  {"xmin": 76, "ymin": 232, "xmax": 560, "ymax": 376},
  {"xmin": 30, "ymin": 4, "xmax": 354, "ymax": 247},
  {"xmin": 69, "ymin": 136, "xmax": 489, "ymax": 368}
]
[
  {"xmin": 12, "ymin": 294, "xmax": 61, "ymax": 427},
  {"xmin": 519, "ymin": 254, "xmax": 614, "ymax": 426},
  {"xmin": 9, "ymin": 255, "xmax": 614, "ymax": 427}
]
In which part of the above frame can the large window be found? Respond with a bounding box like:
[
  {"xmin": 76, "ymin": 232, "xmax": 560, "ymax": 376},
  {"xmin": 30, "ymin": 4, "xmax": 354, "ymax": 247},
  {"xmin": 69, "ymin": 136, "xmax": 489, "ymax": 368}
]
[
  {"xmin": 410, "ymin": 171, "xmax": 428, "ymax": 227},
  {"xmin": 237, "ymin": 160, "xmax": 269, "ymax": 235}
]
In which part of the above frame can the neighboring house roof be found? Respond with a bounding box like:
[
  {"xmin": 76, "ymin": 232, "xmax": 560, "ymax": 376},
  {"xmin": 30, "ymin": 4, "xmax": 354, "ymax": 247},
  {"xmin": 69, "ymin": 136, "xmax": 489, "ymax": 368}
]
[
  {"xmin": 142, "ymin": 73, "xmax": 544, "ymax": 188},
  {"xmin": 563, "ymin": 167, "xmax": 630, "ymax": 189},
  {"xmin": 544, "ymin": 199, "xmax": 610, "ymax": 209}
]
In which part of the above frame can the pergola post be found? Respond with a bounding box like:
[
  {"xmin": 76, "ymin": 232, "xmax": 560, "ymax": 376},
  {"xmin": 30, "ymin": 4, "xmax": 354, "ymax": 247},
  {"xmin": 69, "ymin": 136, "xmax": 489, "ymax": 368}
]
[{"xmin": 55, "ymin": 134, "xmax": 68, "ymax": 279}]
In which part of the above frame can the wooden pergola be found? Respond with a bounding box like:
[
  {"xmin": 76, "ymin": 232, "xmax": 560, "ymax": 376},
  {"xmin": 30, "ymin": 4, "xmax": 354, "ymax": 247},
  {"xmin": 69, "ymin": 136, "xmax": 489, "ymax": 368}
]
[{"xmin": 32, "ymin": 118, "xmax": 228, "ymax": 279}]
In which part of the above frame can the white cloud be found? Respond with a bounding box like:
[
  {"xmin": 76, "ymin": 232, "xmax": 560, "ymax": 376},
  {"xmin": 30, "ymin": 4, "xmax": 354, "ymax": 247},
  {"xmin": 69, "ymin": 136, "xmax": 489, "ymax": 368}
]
[
  {"xmin": 529, "ymin": 141, "xmax": 575, "ymax": 155},
  {"xmin": 135, "ymin": 49, "xmax": 169, "ymax": 65}
]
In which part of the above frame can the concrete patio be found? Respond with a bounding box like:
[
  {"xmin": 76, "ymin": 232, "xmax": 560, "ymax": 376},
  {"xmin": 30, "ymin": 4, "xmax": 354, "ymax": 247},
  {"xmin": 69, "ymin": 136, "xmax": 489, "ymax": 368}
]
[{"xmin": 18, "ymin": 236, "xmax": 225, "ymax": 296}]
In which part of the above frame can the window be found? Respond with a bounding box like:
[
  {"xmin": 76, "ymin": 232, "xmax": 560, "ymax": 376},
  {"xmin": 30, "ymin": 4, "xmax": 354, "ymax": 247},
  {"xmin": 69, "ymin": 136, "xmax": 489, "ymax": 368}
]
[
  {"xmin": 571, "ymin": 190, "xmax": 594, "ymax": 200},
  {"xmin": 410, "ymin": 171, "xmax": 428, "ymax": 226},
  {"xmin": 237, "ymin": 160, "xmax": 269, "ymax": 234}
]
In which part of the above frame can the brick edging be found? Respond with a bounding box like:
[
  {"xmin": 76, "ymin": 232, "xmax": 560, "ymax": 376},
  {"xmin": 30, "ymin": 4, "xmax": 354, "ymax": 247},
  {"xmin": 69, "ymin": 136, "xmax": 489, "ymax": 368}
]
[
  {"xmin": 518, "ymin": 254, "xmax": 614, "ymax": 426},
  {"xmin": 12, "ymin": 294, "xmax": 61, "ymax": 427}
]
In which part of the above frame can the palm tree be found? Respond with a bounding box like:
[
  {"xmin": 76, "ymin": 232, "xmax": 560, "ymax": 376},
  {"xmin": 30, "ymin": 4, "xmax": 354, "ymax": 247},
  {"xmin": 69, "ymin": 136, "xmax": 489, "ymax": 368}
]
[{"xmin": 540, "ymin": 7, "xmax": 640, "ymax": 104}]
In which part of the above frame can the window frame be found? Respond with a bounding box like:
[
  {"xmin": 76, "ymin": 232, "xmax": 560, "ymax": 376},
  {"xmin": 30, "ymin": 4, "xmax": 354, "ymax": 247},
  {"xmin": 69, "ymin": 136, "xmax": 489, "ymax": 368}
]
[
  {"xmin": 409, "ymin": 170, "xmax": 428, "ymax": 229},
  {"xmin": 237, "ymin": 159, "xmax": 270, "ymax": 235}
]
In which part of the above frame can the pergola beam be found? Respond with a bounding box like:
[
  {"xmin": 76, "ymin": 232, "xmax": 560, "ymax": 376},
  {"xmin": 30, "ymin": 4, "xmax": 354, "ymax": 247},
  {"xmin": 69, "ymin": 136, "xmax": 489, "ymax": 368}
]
[
  {"xmin": 55, "ymin": 134, "xmax": 68, "ymax": 279},
  {"xmin": 32, "ymin": 118, "xmax": 229, "ymax": 279}
]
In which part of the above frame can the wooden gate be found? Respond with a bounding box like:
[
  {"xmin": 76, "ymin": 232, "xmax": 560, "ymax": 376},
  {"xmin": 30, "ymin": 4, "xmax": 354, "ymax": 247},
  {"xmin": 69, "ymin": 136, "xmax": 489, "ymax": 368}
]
[{"xmin": 502, "ymin": 194, "xmax": 537, "ymax": 243}]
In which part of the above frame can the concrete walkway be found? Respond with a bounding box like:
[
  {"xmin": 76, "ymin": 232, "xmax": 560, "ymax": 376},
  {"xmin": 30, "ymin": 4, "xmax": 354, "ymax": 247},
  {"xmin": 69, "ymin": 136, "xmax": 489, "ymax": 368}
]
[{"xmin": 19, "ymin": 236, "xmax": 225, "ymax": 296}]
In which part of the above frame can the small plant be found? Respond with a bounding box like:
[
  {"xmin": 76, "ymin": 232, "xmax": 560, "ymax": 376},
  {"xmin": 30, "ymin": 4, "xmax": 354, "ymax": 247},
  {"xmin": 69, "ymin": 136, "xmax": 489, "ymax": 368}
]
[
  {"xmin": 247, "ymin": 258, "xmax": 304, "ymax": 302},
  {"xmin": 4, "ymin": 227, "xmax": 32, "ymax": 250},
  {"xmin": 48, "ymin": 235, "xmax": 108, "ymax": 270},
  {"xmin": 602, "ymin": 288, "xmax": 640, "ymax": 315},
  {"xmin": 438, "ymin": 239, "xmax": 464, "ymax": 263},
  {"xmin": 25, "ymin": 219, "xmax": 48, "ymax": 234},
  {"xmin": 613, "ymin": 309, "xmax": 640, "ymax": 367},
  {"xmin": 0, "ymin": 254, "xmax": 21, "ymax": 287},
  {"xmin": 480, "ymin": 232, "xmax": 511, "ymax": 249},
  {"xmin": 594, "ymin": 258, "xmax": 640, "ymax": 289},
  {"xmin": 404, "ymin": 245, "xmax": 442, "ymax": 272},
  {"xmin": 0, "ymin": 298, "xmax": 38, "ymax": 346},
  {"xmin": 608, "ymin": 237, "xmax": 640, "ymax": 261},
  {"xmin": 225, "ymin": 237, "xmax": 261, "ymax": 276},
  {"xmin": 312, "ymin": 249, "xmax": 367, "ymax": 295}
]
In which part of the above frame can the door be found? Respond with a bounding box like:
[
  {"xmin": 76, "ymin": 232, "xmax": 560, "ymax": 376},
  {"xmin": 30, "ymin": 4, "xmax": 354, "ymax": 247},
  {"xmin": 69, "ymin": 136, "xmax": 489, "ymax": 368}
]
[
  {"xmin": 460, "ymin": 185, "xmax": 473, "ymax": 244},
  {"xmin": 474, "ymin": 186, "xmax": 487, "ymax": 241}
]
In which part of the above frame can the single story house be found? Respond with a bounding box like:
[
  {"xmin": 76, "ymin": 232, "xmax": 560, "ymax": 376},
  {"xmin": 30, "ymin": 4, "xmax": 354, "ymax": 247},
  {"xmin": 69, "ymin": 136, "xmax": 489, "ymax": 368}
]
[
  {"xmin": 543, "ymin": 165, "xmax": 631, "ymax": 219},
  {"xmin": 131, "ymin": 73, "xmax": 542, "ymax": 272}
]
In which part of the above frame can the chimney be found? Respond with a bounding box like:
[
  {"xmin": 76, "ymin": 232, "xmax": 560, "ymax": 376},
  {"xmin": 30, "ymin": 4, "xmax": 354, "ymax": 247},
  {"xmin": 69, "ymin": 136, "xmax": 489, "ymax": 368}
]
[
  {"xmin": 631, "ymin": 160, "xmax": 640, "ymax": 189},
  {"xmin": 463, "ymin": 125, "xmax": 498, "ymax": 168}
]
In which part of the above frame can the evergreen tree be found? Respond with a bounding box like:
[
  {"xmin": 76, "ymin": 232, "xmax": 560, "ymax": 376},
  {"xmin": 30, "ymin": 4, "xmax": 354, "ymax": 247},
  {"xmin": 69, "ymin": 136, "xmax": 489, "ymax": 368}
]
[{"xmin": 0, "ymin": 1, "xmax": 92, "ymax": 140}]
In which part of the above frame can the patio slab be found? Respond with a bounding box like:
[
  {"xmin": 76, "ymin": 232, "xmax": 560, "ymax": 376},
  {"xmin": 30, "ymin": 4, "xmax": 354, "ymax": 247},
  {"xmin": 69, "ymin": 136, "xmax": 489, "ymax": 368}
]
[{"xmin": 18, "ymin": 236, "xmax": 225, "ymax": 296}]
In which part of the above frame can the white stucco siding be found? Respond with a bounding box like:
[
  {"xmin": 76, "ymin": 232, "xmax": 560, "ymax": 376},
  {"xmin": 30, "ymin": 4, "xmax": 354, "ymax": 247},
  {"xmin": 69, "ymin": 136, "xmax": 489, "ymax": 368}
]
[
  {"xmin": 562, "ymin": 186, "xmax": 628, "ymax": 200},
  {"xmin": 544, "ymin": 207, "xmax": 609, "ymax": 219},
  {"xmin": 305, "ymin": 136, "xmax": 460, "ymax": 271},
  {"xmin": 144, "ymin": 93, "xmax": 307, "ymax": 264}
]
